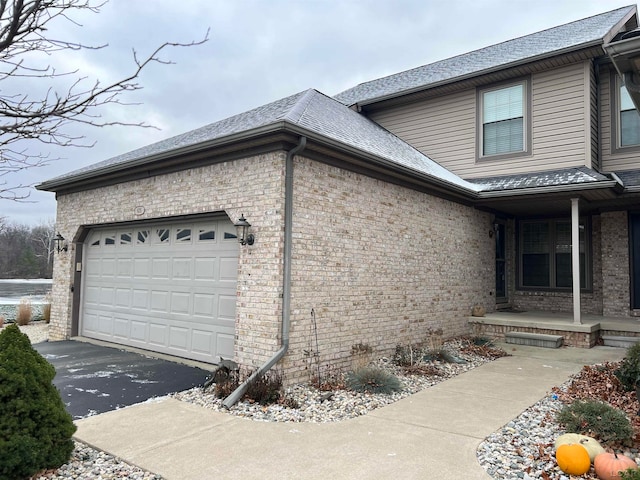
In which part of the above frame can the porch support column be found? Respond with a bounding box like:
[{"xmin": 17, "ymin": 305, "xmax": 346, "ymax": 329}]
[{"xmin": 571, "ymin": 197, "xmax": 581, "ymax": 324}]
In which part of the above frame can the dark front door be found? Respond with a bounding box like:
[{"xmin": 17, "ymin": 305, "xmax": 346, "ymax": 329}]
[
  {"xmin": 495, "ymin": 222, "xmax": 507, "ymax": 304},
  {"xmin": 630, "ymin": 213, "xmax": 640, "ymax": 310}
]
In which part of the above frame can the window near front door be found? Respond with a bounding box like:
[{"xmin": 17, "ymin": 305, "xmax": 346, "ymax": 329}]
[
  {"xmin": 519, "ymin": 219, "xmax": 589, "ymax": 290},
  {"xmin": 480, "ymin": 81, "xmax": 527, "ymax": 157},
  {"xmin": 620, "ymin": 83, "xmax": 640, "ymax": 146}
]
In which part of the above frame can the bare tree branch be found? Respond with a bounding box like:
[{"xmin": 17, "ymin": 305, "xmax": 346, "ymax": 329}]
[{"xmin": 0, "ymin": 0, "xmax": 209, "ymax": 201}]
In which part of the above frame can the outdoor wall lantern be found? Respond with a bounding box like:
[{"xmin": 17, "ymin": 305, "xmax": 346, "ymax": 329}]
[
  {"xmin": 54, "ymin": 232, "xmax": 68, "ymax": 253},
  {"xmin": 234, "ymin": 214, "xmax": 255, "ymax": 246}
]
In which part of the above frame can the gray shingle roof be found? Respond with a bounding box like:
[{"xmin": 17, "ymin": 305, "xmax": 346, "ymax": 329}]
[
  {"xmin": 467, "ymin": 167, "xmax": 610, "ymax": 192},
  {"xmin": 39, "ymin": 89, "xmax": 483, "ymax": 193},
  {"xmin": 614, "ymin": 169, "xmax": 640, "ymax": 187},
  {"xmin": 334, "ymin": 6, "xmax": 636, "ymax": 106}
]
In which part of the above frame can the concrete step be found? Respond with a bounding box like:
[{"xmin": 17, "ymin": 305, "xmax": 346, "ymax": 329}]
[
  {"xmin": 505, "ymin": 331, "xmax": 564, "ymax": 349},
  {"xmin": 601, "ymin": 335, "xmax": 640, "ymax": 349}
]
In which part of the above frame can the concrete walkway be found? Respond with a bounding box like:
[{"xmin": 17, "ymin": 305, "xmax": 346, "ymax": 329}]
[{"xmin": 74, "ymin": 344, "xmax": 626, "ymax": 480}]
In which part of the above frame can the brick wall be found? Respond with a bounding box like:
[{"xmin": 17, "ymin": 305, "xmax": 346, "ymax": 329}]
[
  {"xmin": 51, "ymin": 151, "xmax": 494, "ymax": 383},
  {"xmin": 601, "ymin": 211, "xmax": 631, "ymax": 316},
  {"xmin": 282, "ymin": 157, "xmax": 494, "ymax": 382}
]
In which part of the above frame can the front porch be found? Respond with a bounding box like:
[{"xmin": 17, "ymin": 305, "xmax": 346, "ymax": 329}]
[{"xmin": 469, "ymin": 310, "xmax": 640, "ymax": 348}]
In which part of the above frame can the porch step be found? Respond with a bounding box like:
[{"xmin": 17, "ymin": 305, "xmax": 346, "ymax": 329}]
[
  {"xmin": 505, "ymin": 331, "xmax": 564, "ymax": 349},
  {"xmin": 601, "ymin": 335, "xmax": 640, "ymax": 349}
]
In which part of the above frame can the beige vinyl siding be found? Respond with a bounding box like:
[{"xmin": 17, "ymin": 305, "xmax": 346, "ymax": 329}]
[
  {"xmin": 600, "ymin": 65, "xmax": 640, "ymax": 172},
  {"xmin": 369, "ymin": 90, "xmax": 476, "ymax": 175},
  {"xmin": 370, "ymin": 62, "xmax": 591, "ymax": 178}
]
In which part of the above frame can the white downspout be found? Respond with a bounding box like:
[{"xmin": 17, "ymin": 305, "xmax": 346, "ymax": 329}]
[
  {"xmin": 223, "ymin": 136, "xmax": 307, "ymax": 408},
  {"xmin": 571, "ymin": 197, "xmax": 581, "ymax": 324}
]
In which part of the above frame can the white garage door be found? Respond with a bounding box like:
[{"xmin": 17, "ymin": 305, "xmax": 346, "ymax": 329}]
[{"xmin": 81, "ymin": 218, "xmax": 238, "ymax": 363}]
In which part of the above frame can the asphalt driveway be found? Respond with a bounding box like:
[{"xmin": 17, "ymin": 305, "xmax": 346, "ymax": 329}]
[{"xmin": 34, "ymin": 341, "xmax": 212, "ymax": 420}]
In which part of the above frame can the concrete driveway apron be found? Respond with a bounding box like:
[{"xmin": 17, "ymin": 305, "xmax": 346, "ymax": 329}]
[{"xmin": 34, "ymin": 340, "xmax": 211, "ymax": 420}]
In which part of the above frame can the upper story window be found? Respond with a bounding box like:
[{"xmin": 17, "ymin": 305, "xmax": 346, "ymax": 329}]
[
  {"xmin": 477, "ymin": 79, "xmax": 530, "ymax": 160},
  {"xmin": 619, "ymin": 83, "xmax": 640, "ymax": 147}
]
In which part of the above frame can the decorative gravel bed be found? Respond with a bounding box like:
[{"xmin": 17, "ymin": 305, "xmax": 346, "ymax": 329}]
[
  {"xmin": 19, "ymin": 323, "xmax": 633, "ymax": 480},
  {"xmin": 172, "ymin": 339, "xmax": 501, "ymax": 423},
  {"xmin": 479, "ymin": 365, "xmax": 640, "ymax": 480}
]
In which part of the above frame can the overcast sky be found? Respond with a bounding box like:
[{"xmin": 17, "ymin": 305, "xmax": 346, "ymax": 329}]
[{"xmin": 2, "ymin": 0, "xmax": 635, "ymax": 226}]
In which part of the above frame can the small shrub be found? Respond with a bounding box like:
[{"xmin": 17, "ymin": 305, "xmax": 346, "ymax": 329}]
[
  {"xmin": 471, "ymin": 336, "xmax": 494, "ymax": 346},
  {"xmin": 621, "ymin": 467, "xmax": 640, "ymax": 480},
  {"xmin": 0, "ymin": 316, "xmax": 4, "ymax": 328},
  {"xmin": 393, "ymin": 344, "xmax": 419, "ymax": 367},
  {"xmin": 615, "ymin": 342, "xmax": 640, "ymax": 391},
  {"xmin": 214, "ymin": 369, "xmax": 284, "ymax": 405},
  {"xmin": 244, "ymin": 369, "xmax": 283, "ymax": 405},
  {"xmin": 312, "ymin": 365, "xmax": 345, "ymax": 391},
  {"xmin": 557, "ymin": 400, "xmax": 633, "ymax": 444},
  {"xmin": 213, "ymin": 370, "xmax": 240, "ymax": 399},
  {"xmin": 425, "ymin": 328, "xmax": 444, "ymax": 356},
  {"xmin": 351, "ymin": 342, "xmax": 373, "ymax": 370},
  {"xmin": 0, "ymin": 324, "xmax": 76, "ymax": 480},
  {"xmin": 346, "ymin": 366, "xmax": 402, "ymax": 394},
  {"xmin": 15, "ymin": 297, "xmax": 32, "ymax": 326}
]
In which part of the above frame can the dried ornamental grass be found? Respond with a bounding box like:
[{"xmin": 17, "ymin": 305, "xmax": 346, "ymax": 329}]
[
  {"xmin": 16, "ymin": 297, "xmax": 33, "ymax": 326},
  {"xmin": 42, "ymin": 293, "xmax": 52, "ymax": 324}
]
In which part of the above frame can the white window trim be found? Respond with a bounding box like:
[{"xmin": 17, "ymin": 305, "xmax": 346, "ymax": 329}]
[{"xmin": 476, "ymin": 77, "xmax": 531, "ymax": 162}]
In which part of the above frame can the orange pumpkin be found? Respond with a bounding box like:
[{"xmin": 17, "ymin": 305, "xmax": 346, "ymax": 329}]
[
  {"xmin": 594, "ymin": 452, "xmax": 638, "ymax": 480},
  {"xmin": 556, "ymin": 443, "xmax": 591, "ymax": 476}
]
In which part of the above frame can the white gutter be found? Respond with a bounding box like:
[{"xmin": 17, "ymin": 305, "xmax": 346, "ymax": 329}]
[{"xmin": 222, "ymin": 136, "xmax": 307, "ymax": 408}]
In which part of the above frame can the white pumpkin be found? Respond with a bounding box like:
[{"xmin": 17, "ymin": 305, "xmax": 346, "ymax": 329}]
[{"xmin": 554, "ymin": 433, "xmax": 606, "ymax": 462}]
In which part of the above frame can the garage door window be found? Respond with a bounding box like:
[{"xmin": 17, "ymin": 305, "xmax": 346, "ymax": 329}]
[
  {"xmin": 137, "ymin": 230, "xmax": 149, "ymax": 244},
  {"xmin": 120, "ymin": 233, "xmax": 132, "ymax": 245},
  {"xmin": 155, "ymin": 229, "xmax": 170, "ymax": 243},
  {"xmin": 176, "ymin": 229, "xmax": 191, "ymax": 242},
  {"xmin": 198, "ymin": 228, "xmax": 215, "ymax": 241}
]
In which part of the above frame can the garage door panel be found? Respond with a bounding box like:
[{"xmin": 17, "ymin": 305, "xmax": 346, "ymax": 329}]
[
  {"xmin": 169, "ymin": 326, "xmax": 189, "ymax": 351},
  {"xmin": 193, "ymin": 293, "xmax": 215, "ymax": 317},
  {"xmin": 99, "ymin": 287, "xmax": 115, "ymax": 306},
  {"xmin": 81, "ymin": 218, "xmax": 238, "ymax": 363},
  {"xmin": 216, "ymin": 333, "xmax": 234, "ymax": 359},
  {"xmin": 101, "ymin": 258, "xmax": 116, "ymax": 276},
  {"xmin": 150, "ymin": 290, "xmax": 168, "ymax": 312},
  {"xmin": 132, "ymin": 289, "xmax": 148, "ymax": 309},
  {"xmin": 172, "ymin": 258, "xmax": 192, "ymax": 279},
  {"xmin": 149, "ymin": 323, "xmax": 167, "ymax": 346},
  {"xmin": 98, "ymin": 315, "xmax": 113, "ymax": 335},
  {"xmin": 194, "ymin": 258, "xmax": 216, "ymax": 280},
  {"xmin": 117, "ymin": 259, "xmax": 132, "ymax": 277},
  {"xmin": 191, "ymin": 330, "xmax": 212, "ymax": 355},
  {"xmin": 113, "ymin": 318, "xmax": 129, "ymax": 339},
  {"xmin": 134, "ymin": 258, "xmax": 151, "ymax": 278},
  {"xmin": 170, "ymin": 292, "xmax": 190, "ymax": 314},
  {"xmin": 131, "ymin": 321, "xmax": 147, "ymax": 342},
  {"xmin": 218, "ymin": 295, "xmax": 236, "ymax": 319},
  {"xmin": 115, "ymin": 288, "xmax": 130, "ymax": 307},
  {"xmin": 220, "ymin": 257, "xmax": 238, "ymax": 281}
]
